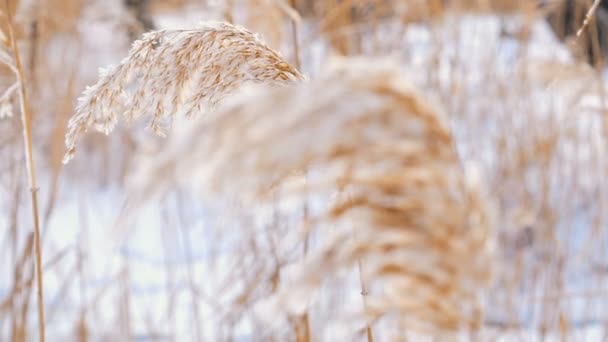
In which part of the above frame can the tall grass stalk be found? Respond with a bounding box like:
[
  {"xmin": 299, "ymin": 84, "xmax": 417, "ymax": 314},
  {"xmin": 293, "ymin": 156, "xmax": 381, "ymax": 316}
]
[
  {"xmin": 288, "ymin": 0, "xmax": 301, "ymax": 70},
  {"xmin": 4, "ymin": 0, "xmax": 45, "ymax": 341},
  {"xmin": 576, "ymin": 0, "xmax": 603, "ymax": 37}
]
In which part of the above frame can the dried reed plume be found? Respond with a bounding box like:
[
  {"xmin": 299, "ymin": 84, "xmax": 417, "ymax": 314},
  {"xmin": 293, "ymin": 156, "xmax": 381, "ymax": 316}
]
[
  {"xmin": 133, "ymin": 58, "xmax": 494, "ymax": 335},
  {"xmin": 63, "ymin": 21, "xmax": 303, "ymax": 163}
]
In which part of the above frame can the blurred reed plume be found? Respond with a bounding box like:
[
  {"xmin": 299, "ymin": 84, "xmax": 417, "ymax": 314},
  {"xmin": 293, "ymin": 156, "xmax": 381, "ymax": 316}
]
[
  {"xmin": 132, "ymin": 58, "xmax": 494, "ymax": 338},
  {"xmin": 63, "ymin": 21, "xmax": 303, "ymax": 163}
]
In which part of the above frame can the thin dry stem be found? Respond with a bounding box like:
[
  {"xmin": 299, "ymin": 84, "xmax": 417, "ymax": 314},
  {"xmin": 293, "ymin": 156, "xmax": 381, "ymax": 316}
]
[
  {"xmin": 357, "ymin": 258, "xmax": 373, "ymax": 342},
  {"xmin": 288, "ymin": 0, "xmax": 301, "ymax": 70},
  {"xmin": 5, "ymin": 1, "xmax": 45, "ymax": 340},
  {"xmin": 576, "ymin": 0, "xmax": 602, "ymax": 37}
]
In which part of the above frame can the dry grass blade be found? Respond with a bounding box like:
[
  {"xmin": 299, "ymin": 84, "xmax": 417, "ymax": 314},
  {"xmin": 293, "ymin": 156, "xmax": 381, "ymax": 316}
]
[
  {"xmin": 63, "ymin": 21, "xmax": 303, "ymax": 163},
  {"xmin": 134, "ymin": 58, "xmax": 494, "ymax": 335}
]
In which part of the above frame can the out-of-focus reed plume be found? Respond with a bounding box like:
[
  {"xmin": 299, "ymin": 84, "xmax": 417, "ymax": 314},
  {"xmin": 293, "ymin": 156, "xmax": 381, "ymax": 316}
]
[{"xmin": 132, "ymin": 58, "xmax": 494, "ymax": 337}]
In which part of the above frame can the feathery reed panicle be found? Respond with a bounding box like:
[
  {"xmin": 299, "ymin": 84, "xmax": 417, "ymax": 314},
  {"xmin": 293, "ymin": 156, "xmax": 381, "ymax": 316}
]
[
  {"xmin": 134, "ymin": 58, "xmax": 494, "ymax": 336},
  {"xmin": 63, "ymin": 21, "xmax": 303, "ymax": 163}
]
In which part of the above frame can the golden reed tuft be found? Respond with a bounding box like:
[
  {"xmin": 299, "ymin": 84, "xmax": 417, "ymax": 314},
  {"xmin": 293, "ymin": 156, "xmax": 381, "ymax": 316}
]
[{"xmin": 63, "ymin": 21, "xmax": 303, "ymax": 163}]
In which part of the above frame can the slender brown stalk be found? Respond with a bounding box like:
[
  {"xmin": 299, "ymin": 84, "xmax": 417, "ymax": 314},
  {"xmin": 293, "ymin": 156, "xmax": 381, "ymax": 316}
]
[
  {"xmin": 288, "ymin": 0, "xmax": 300, "ymax": 70},
  {"xmin": 5, "ymin": 1, "xmax": 45, "ymax": 341},
  {"xmin": 357, "ymin": 259, "xmax": 373, "ymax": 342},
  {"xmin": 224, "ymin": 0, "xmax": 234, "ymax": 23},
  {"xmin": 297, "ymin": 178, "xmax": 310, "ymax": 342},
  {"xmin": 175, "ymin": 194, "xmax": 203, "ymax": 341},
  {"xmin": 576, "ymin": 0, "xmax": 602, "ymax": 37},
  {"xmin": 349, "ymin": 188, "xmax": 374, "ymax": 342}
]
